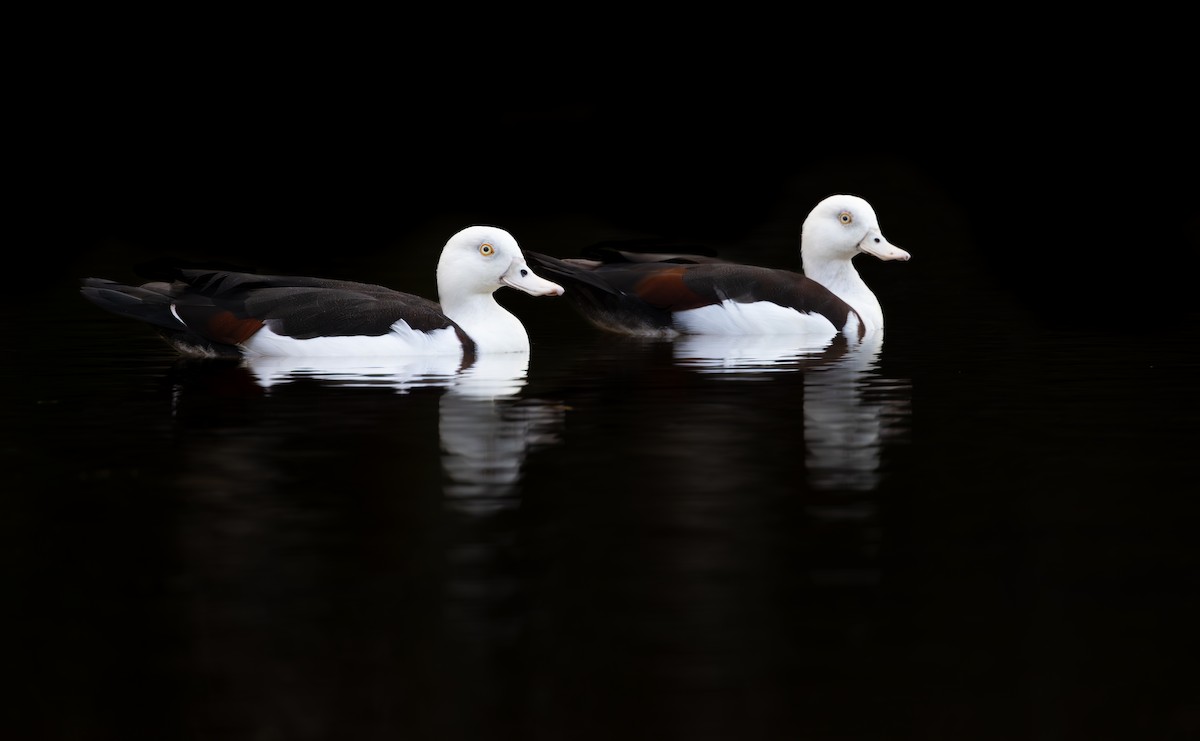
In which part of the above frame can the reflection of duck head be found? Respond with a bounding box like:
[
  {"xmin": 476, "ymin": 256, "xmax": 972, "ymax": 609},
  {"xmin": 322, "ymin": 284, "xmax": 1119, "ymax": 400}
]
[
  {"xmin": 231, "ymin": 351, "xmax": 563, "ymax": 514},
  {"xmin": 439, "ymin": 390, "xmax": 565, "ymax": 516},
  {"xmin": 671, "ymin": 329, "xmax": 906, "ymax": 493},
  {"xmin": 801, "ymin": 330, "xmax": 909, "ymax": 492}
]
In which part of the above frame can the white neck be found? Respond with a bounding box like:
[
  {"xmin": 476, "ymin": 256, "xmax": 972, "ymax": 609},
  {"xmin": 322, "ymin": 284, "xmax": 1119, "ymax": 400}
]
[
  {"xmin": 441, "ymin": 293, "xmax": 530, "ymax": 354},
  {"xmin": 803, "ymin": 256, "xmax": 884, "ymax": 333}
]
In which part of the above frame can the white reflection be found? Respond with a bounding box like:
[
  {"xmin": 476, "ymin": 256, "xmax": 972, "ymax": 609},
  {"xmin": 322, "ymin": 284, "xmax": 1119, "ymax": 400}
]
[
  {"xmin": 673, "ymin": 330, "xmax": 910, "ymax": 492},
  {"xmin": 242, "ymin": 351, "xmax": 533, "ymax": 398},
  {"xmin": 244, "ymin": 353, "xmax": 464, "ymax": 393},
  {"xmin": 240, "ymin": 351, "xmax": 564, "ymax": 514},
  {"xmin": 673, "ymin": 332, "xmax": 838, "ymax": 374},
  {"xmin": 439, "ymin": 393, "xmax": 564, "ymax": 516},
  {"xmin": 801, "ymin": 331, "xmax": 908, "ymax": 491},
  {"xmin": 437, "ymin": 351, "xmax": 565, "ymax": 516},
  {"xmin": 446, "ymin": 352, "xmax": 531, "ymax": 399}
]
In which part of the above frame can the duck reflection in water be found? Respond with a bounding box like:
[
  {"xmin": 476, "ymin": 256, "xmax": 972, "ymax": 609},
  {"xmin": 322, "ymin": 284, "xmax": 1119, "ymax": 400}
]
[
  {"xmin": 239, "ymin": 350, "xmax": 564, "ymax": 720},
  {"xmin": 434, "ymin": 353, "xmax": 565, "ymax": 516},
  {"xmin": 149, "ymin": 350, "xmax": 566, "ymax": 739},
  {"xmin": 673, "ymin": 329, "xmax": 910, "ymax": 492},
  {"xmin": 242, "ymin": 350, "xmax": 565, "ymax": 513}
]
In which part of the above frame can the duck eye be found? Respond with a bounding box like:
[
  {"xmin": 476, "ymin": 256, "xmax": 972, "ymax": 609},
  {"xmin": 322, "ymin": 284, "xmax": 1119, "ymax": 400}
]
[
  {"xmin": 479, "ymin": 242, "xmax": 495, "ymax": 256},
  {"xmin": 839, "ymin": 211, "xmax": 853, "ymax": 225}
]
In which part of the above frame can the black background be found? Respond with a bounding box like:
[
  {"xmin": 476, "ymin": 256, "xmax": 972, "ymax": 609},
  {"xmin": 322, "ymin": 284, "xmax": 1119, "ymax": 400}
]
[{"xmin": 19, "ymin": 26, "xmax": 1200, "ymax": 333}]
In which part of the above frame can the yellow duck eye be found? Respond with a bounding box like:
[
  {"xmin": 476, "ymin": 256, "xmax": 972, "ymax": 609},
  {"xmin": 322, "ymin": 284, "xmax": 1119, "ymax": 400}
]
[
  {"xmin": 839, "ymin": 211, "xmax": 853, "ymax": 225},
  {"xmin": 479, "ymin": 242, "xmax": 495, "ymax": 256}
]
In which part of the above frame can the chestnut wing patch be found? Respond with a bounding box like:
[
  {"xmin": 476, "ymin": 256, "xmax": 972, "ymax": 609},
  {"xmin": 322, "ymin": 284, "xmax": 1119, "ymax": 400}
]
[
  {"xmin": 633, "ymin": 266, "xmax": 711, "ymax": 311},
  {"xmin": 185, "ymin": 311, "xmax": 265, "ymax": 345}
]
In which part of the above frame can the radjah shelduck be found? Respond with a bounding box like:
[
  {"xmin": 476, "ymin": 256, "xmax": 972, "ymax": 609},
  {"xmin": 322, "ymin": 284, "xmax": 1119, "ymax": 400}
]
[
  {"xmin": 81, "ymin": 226, "xmax": 564, "ymax": 361},
  {"xmin": 523, "ymin": 194, "xmax": 909, "ymax": 340}
]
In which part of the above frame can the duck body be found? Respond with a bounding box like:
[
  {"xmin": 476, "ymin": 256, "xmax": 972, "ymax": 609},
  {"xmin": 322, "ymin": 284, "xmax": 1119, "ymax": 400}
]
[
  {"xmin": 80, "ymin": 226, "xmax": 564, "ymax": 359},
  {"xmin": 520, "ymin": 254, "xmax": 863, "ymax": 339},
  {"xmin": 523, "ymin": 195, "xmax": 909, "ymax": 339},
  {"xmin": 81, "ymin": 271, "xmax": 475, "ymax": 359}
]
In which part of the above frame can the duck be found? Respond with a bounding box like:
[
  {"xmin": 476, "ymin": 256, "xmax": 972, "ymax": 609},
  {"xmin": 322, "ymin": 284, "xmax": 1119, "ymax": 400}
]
[
  {"xmin": 522, "ymin": 194, "xmax": 909, "ymax": 340},
  {"xmin": 80, "ymin": 225, "xmax": 565, "ymax": 360}
]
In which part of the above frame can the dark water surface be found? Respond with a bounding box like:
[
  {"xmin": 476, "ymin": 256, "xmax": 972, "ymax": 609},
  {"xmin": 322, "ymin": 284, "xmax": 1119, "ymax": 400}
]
[
  {"xmin": 5, "ymin": 250, "xmax": 1200, "ymax": 741},
  {"xmin": 12, "ymin": 26, "xmax": 1200, "ymax": 739}
]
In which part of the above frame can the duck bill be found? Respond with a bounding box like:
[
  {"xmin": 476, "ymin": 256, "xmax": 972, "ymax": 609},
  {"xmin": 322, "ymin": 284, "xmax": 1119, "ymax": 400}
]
[
  {"xmin": 858, "ymin": 234, "xmax": 911, "ymax": 261},
  {"xmin": 501, "ymin": 261, "xmax": 565, "ymax": 296}
]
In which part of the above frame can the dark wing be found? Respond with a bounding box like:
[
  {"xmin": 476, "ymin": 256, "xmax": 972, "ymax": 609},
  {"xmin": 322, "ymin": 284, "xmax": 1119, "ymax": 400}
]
[
  {"xmin": 523, "ymin": 251, "xmax": 676, "ymax": 333},
  {"xmin": 82, "ymin": 269, "xmax": 473, "ymax": 354},
  {"xmin": 81, "ymin": 278, "xmax": 185, "ymax": 332},
  {"xmin": 168, "ymin": 270, "xmax": 456, "ymax": 340}
]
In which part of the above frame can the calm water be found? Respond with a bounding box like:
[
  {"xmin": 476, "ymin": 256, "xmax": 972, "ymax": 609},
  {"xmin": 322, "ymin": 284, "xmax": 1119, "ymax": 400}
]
[{"xmin": 5, "ymin": 264, "xmax": 1200, "ymax": 741}]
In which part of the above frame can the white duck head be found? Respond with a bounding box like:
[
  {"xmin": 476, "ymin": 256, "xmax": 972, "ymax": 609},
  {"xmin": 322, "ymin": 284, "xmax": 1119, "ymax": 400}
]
[
  {"xmin": 436, "ymin": 226, "xmax": 564, "ymax": 353},
  {"xmin": 800, "ymin": 195, "xmax": 910, "ymax": 333}
]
